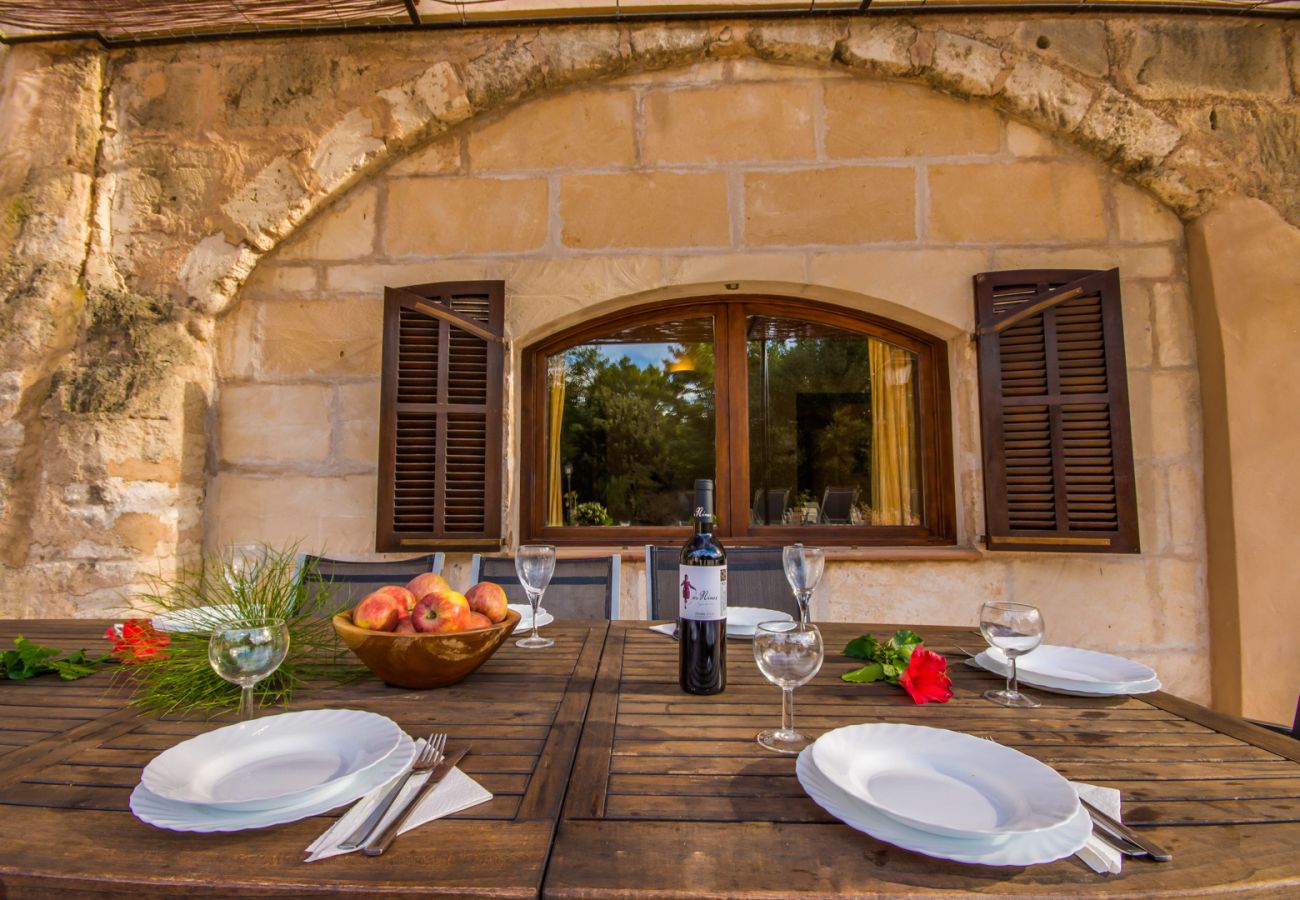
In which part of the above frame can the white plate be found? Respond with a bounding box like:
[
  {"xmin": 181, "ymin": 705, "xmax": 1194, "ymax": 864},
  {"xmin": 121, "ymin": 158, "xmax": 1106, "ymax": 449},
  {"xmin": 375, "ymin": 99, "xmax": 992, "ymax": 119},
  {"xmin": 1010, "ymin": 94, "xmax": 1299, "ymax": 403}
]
[
  {"xmin": 151, "ymin": 605, "xmax": 249, "ymax": 634},
  {"xmin": 509, "ymin": 604, "xmax": 554, "ymax": 632},
  {"xmin": 141, "ymin": 709, "xmax": 403, "ymax": 811},
  {"xmin": 132, "ymin": 734, "xmax": 415, "ymax": 832},
  {"xmin": 812, "ymin": 724, "xmax": 1079, "ymax": 839},
  {"xmin": 726, "ymin": 607, "xmax": 794, "ymax": 638},
  {"xmin": 797, "ymin": 747, "xmax": 1091, "ymax": 866},
  {"xmin": 975, "ymin": 646, "xmax": 1161, "ymax": 695}
]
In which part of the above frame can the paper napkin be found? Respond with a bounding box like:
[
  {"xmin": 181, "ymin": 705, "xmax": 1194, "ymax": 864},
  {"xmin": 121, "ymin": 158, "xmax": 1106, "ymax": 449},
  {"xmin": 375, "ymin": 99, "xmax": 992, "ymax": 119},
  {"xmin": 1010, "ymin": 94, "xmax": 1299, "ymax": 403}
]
[
  {"xmin": 305, "ymin": 750, "xmax": 492, "ymax": 862},
  {"xmin": 1072, "ymin": 781, "xmax": 1124, "ymax": 875},
  {"xmin": 648, "ymin": 623, "xmax": 677, "ymax": 639}
]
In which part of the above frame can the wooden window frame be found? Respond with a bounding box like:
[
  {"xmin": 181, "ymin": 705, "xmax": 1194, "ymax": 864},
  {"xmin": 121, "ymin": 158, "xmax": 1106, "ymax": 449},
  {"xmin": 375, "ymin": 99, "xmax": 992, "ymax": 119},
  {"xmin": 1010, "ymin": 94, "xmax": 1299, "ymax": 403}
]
[{"xmin": 520, "ymin": 295, "xmax": 955, "ymax": 548}]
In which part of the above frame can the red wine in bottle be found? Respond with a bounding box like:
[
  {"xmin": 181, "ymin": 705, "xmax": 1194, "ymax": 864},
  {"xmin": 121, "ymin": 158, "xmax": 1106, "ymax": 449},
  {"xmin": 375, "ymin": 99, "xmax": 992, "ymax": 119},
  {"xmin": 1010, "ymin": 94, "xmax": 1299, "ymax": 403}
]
[{"xmin": 679, "ymin": 478, "xmax": 727, "ymax": 695}]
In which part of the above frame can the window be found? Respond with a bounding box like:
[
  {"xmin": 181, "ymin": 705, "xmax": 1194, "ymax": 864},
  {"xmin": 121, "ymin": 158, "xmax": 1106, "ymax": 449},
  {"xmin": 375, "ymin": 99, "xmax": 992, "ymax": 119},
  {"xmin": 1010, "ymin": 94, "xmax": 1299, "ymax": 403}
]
[{"xmin": 521, "ymin": 296, "xmax": 954, "ymax": 546}]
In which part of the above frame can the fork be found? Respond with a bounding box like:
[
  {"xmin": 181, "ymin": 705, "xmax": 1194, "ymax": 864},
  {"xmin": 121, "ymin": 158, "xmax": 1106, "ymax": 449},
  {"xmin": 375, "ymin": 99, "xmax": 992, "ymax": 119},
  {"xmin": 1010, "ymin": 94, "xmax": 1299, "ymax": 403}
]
[{"xmin": 337, "ymin": 732, "xmax": 446, "ymax": 851}]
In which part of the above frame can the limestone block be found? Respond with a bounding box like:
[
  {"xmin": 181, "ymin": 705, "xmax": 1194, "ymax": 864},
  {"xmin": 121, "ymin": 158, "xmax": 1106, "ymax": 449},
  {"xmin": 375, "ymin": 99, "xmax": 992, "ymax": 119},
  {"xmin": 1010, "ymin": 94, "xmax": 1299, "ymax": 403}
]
[
  {"xmin": 1166, "ymin": 463, "xmax": 1206, "ymax": 556},
  {"xmin": 744, "ymin": 167, "xmax": 916, "ymax": 245},
  {"xmin": 1008, "ymin": 555, "xmax": 1152, "ymax": 646},
  {"xmin": 388, "ymin": 137, "xmax": 461, "ymax": 177},
  {"xmin": 1006, "ymin": 121, "xmax": 1058, "ymax": 157},
  {"xmin": 1113, "ymin": 182, "xmax": 1183, "ymax": 243},
  {"xmin": 216, "ymin": 296, "xmax": 258, "ymax": 380},
  {"xmin": 277, "ymin": 185, "xmax": 376, "ymax": 262},
  {"xmin": 113, "ymin": 512, "xmax": 171, "ymax": 555},
  {"xmin": 1076, "ymin": 86, "xmax": 1182, "ymax": 171},
  {"xmin": 989, "ymin": 247, "xmax": 1113, "ymax": 272},
  {"xmin": 179, "ymin": 234, "xmax": 259, "ymax": 315},
  {"xmin": 1135, "ymin": 463, "xmax": 1170, "ymax": 555},
  {"xmin": 240, "ymin": 264, "xmax": 317, "ymax": 297},
  {"xmin": 106, "ymin": 458, "xmax": 182, "ymax": 485},
  {"xmin": 221, "ymin": 156, "xmax": 311, "ymax": 249},
  {"xmin": 999, "ymin": 59, "xmax": 1094, "ymax": 134},
  {"xmin": 1139, "ymin": 650, "xmax": 1208, "ymax": 704},
  {"xmin": 464, "ymin": 39, "xmax": 546, "ymax": 110},
  {"xmin": 117, "ymin": 62, "xmax": 217, "ymax": 131},
  {"xmin": 809, "ymin": 248, "xmax": 991, "ymax": 332},
  {"xmin": 469, "ymin": 90, "xmax": 635, "ymax": 171},
  {"xmin": 729, "ymin": 59, "xmax": 845, "ymax": 82},
  {"xmin": 219, "ymin": 383, "xmax": 332, "ymax": 464},
  {"xmin": 643, "ymin": 83, "xmax": 815, "ymax": 164},
  {"xmin": 929, "ymin": 162, "xmax": 1107, "ymax": 243},
  {"xmin": 337, "ymin": 380, "xmax": 381, "ymax": 465},
  {"xmin": 1152, "ymin": 282, "xmax": 1197, "ymax": 368},
  {"xmin": 929, "ymin": 32, "xmax": 1005, "ymax": 97},
  {"xmin": 311, "ymin": 108, "xmax": 385, "ymax": 194},
  {"xmin": 836, "ymin": 21, "xmax": 918, "ymax": 78},
  {"xmin": 1014, "ymin": 20, "xmax": 1110, "ymax": 79},
  {"xmin": 260, "ymin": 297, "xmax": 383, "ymax": 378},
  {"xmin": 1120, "ymin": 281, "xmax": 1154, "ymax": 370},
  {"xmin": 1116, "ymin": 246, "xmax": 1177, "ymax": 280},
  {"xmin": 745, "ymin": 21, "xmax": 842, "ymax": 66},
  {"xmin": 501, "ymin": 256, "xmax": 664, "ymax": 338},
  {"xmin": 531, "ymin": 24, "xmax": 626, "ymax": 87},
  {"xmin": 824, "ymin": 81, "xmax": 1001, "ymax": 159},
  {"xmin": 628, "ymin": 22, "xmax": 713, "ymax": 71},
  {"xmin": 209, "ymin": 472, "xmax": 377, "ymax": 554},
  {"xmin": 560, "ymin": 172, "xmax": 729, "ymax": 249},
  {"xmin": 323, "ymin": 261, "xmax": 493, "ymax": 294},
  {"xmin": 376, "ymin": 61, "xmax": 472, "ymax": 142},
  {"xmin": 1122, "ymin": 24, "xmax": 1290, "ymax": 99},
  {"xmin": 610, "ymin": 60, "xmax": 724, "ymax": 86},
  {"xmin": 383, "ymin": 177, "xmax": 548, "ymax": 256},
  {"xmin": 1153, "ymin": 558, "xmax": 1208, "ymax": 646},
  {"xmin": 1149, "ymin": 370, "xmax": 1200, "ymax": 459},
  {"xmin": 821, "ymin": 560, "xmax": 1010, "ymax": 626},
  {"xmin": 662, "ymin": 253, "xmax": 806, "ymax": 286},
  {"xmin": 1126, "ymin": 368, "xmax": 1154, "ymax": 461}
]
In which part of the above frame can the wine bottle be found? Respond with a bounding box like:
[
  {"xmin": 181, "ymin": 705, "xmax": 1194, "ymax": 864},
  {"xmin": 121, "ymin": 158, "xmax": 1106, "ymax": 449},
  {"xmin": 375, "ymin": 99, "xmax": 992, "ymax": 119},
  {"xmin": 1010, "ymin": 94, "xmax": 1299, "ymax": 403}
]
[{"xmin": 679, "ymin": 478, "xmax": 727, "ymax": 695}]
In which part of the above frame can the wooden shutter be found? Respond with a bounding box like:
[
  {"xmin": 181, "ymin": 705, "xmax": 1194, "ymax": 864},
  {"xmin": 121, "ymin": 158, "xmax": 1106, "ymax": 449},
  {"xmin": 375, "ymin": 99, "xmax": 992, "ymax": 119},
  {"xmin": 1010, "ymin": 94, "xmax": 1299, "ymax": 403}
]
[
  {"xmin": 974, "ymin": 269, "xmax": 1139, "ymax": 553},
  {"xmin": 376, "ymin": 281, "xmax": 504, "ymax": 551}
]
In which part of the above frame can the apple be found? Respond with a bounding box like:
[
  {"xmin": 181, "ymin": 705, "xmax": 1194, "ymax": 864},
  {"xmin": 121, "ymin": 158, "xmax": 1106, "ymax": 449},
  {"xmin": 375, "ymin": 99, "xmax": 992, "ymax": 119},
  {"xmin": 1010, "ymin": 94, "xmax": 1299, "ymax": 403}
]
[
  {"xmin": 465, "ymin": 581, "xmax": 509, "ymax": 623},
  {"xmin": 465, "ymin": 611, "xmax": 493, "ymax": 630},
  {"xmin": 353, "ymin": 590, "xmax": 406, "ymax": 631},
  {"xmin": 411, "ymin": 592, "xmax": 471, "ymax": 633},
  {"xmin": 375, "ymin": 584, "xmax": 417, "ymax": 613},
  {"xmin": 406, "ymin": 572, "xmax": 450, "ymax": 605},
  {"xmin": 393, "ymin": 617, "xmax": 417, "ymax": 634}
]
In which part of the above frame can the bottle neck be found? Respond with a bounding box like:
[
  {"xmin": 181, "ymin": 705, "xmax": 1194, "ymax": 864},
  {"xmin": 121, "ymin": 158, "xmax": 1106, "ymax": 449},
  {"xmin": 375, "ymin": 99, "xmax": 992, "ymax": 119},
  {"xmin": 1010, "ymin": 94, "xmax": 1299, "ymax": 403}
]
[{"xmin": 693, "ymin": 514, "xmax": 713, "ymax": 537}]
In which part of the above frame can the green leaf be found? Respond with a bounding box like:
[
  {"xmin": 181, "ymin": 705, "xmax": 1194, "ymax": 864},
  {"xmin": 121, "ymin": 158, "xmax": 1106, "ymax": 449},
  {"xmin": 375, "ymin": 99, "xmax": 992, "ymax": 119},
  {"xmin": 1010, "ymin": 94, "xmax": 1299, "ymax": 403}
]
[
  {"xmin": 841, "ymin": 662, "xmax": 884, "ymax": 683},
  {"xmin": 844, "ymin": 634, "xmax": 880, "ymax": 660},
  {"xmin": 881, "ymin": 663, "xmax": 898, "ymax": 678},
  {"xmin": 890, "ymin": 629, "xmax": 922, "ymax": 650},
  {"xmin": 48, "ymin": 649, "xmax": 103, "ymax": 681}
]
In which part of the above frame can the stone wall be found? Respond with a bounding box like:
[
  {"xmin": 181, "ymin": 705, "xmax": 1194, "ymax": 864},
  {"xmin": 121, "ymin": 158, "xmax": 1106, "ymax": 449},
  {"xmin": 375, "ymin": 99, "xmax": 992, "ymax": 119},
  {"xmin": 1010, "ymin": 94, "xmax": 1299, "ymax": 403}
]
[{"xmin": 213, "ymin": 61, "xmax": 1208, "ymax": 699}]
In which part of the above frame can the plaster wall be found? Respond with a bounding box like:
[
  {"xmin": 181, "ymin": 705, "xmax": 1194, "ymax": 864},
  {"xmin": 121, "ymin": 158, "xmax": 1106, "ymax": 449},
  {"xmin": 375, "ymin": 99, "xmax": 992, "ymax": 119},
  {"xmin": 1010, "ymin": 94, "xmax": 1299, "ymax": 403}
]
[{"xmin": 212, "ymin": 64, "xmax": 1210, "ymax": 702}]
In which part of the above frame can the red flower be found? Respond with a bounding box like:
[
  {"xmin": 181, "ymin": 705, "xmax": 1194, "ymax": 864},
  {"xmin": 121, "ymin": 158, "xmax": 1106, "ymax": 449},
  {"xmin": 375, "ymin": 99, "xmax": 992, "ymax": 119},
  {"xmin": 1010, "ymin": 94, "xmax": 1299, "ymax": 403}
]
[
  {"xmin": 105, "ymin": 619, "xmax": 170, "ymax": 663},
  {"xmin": 899, "ymin": 646, "xmax": 953, "ymax": 704}
]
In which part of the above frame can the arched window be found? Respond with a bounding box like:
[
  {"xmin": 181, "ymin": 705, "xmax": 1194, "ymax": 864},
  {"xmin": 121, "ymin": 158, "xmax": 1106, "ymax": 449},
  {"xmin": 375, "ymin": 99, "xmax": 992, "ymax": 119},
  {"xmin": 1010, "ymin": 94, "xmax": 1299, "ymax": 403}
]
[{"xmin": 521, "ymin": 296, "xmax": 954, "ymax": 546}]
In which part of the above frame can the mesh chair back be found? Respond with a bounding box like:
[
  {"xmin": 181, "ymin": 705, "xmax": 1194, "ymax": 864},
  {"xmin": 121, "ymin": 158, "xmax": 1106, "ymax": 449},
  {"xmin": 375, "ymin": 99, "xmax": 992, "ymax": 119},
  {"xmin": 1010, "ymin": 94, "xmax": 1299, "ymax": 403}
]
[
  {"xmin": 820, "ymin": 486, "xmax": 860, "ymax": 524},
  {"xmin": 300, "ymin": 554, "xmax": 443, "ymax": 615},
  {"xmin": 645, "ymin": 546, "xmax": 799, "ymax": 620},
  {"xmin": 472, "ymin": 555, "xmax": 620, "ymax": 620}
]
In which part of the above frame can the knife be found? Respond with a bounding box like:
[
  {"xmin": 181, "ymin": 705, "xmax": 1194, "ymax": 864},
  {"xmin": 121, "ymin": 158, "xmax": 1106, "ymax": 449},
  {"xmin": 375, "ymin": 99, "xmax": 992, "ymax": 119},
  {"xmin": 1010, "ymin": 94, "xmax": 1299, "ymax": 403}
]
[
  {"xmin": 1079, "ymin": 797, "xmax": 1173, "ymax": 862},
  {"xmin": 362, "ymin": 746, "xmax": 470, "ymax": 856}
]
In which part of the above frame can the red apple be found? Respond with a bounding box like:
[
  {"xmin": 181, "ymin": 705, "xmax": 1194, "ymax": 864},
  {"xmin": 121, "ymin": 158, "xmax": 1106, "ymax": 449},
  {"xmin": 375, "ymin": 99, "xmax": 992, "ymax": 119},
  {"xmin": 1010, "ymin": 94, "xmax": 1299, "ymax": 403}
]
[
  {"xmin": 465, "ymin": 581, "xmax": 509, "ymax": 623},
  {"xmin": 376, "ymin": 584, "xmax": 417, "ymax": 613},
  {"xmin": 405, "ymin": 573, "xmax": 450, "ymax": 605},
  {"xmin": 465, "ymin": 611, "xmax": 493, "ymax": 631},
  {"xmin": 411, "ymin": 592, "xmax": 471, "ymax": 633},
  {"xmin": 393, "ymin": 617, "xmax": 417, "ymax": 634},
  {"xmin": 353, "ymin": 590, "xmax": 406, "ymax": 631}
]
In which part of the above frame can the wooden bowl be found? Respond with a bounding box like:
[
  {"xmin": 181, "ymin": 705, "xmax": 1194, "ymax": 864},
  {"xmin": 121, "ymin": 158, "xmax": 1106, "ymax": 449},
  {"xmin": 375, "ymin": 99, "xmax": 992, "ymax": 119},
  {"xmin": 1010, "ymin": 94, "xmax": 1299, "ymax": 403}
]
[{"xmin": 332, "ymin": 609, "xmax": 521, "ymax": 689}]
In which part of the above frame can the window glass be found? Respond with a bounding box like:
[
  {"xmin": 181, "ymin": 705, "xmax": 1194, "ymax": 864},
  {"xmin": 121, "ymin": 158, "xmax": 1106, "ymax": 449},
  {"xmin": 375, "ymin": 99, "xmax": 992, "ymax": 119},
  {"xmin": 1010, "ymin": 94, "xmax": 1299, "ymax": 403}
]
[
  {"xmin": 545, "ymin": 318, "xmax": 715, "ymax": 527},
  {"xmin": 746, "ymin": 315, "xmax": 924, "ymax": 527}
]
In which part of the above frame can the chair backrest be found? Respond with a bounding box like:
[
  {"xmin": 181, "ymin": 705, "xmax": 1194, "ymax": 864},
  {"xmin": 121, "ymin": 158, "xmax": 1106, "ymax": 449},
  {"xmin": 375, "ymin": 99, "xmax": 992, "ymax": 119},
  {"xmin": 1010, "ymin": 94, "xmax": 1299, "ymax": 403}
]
[
  {"xmin": 645, "ymin": 546, "xmax": 799, "ymax": 620},
  {"xmin": 299, "ymin": 553, "xmax": 444, "ymax": 614},
  {"xmin": 470, "ymin": 554, "xmax": 621, "ymax": 620},
  {"xmin": 820, "ymin": 486, "xmax": 860, "ymax": 524},
  {"xmin": 750, "ymin": 488, "xmax": 790, "ymax": 525}
]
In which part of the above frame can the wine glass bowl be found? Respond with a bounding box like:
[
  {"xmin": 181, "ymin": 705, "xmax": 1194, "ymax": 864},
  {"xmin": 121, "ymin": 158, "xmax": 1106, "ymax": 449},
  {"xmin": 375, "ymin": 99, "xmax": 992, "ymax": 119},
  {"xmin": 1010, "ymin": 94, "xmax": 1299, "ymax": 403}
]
[
  {"xmin": 208, "ymin": 619, "xmax": 290, "ymax": 720},
  {"xmin": 515, "ymin": 545, "xmax": 556, "ymax": 649},
  {"xmin": 782, "ymin": 544, "xmax": 824, "ymax": 626},
  {"xmin": 752, "ymin": 621, "xmax": 824, "ymax": 754},
  {"xmin": 979, "ymin": 601, "xmax": 1044, "ymax": 709}
]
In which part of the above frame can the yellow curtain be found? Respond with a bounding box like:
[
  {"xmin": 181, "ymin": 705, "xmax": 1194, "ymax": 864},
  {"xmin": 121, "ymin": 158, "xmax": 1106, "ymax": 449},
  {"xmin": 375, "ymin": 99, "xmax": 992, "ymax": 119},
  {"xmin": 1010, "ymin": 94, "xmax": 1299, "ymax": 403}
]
[
  {"xmin": 546, "ymin": 358, "xmax": 566, "ymax": 526},
  {"xmin": 869, "ymin": 339, "xmax": 920, "ymax": 526}
]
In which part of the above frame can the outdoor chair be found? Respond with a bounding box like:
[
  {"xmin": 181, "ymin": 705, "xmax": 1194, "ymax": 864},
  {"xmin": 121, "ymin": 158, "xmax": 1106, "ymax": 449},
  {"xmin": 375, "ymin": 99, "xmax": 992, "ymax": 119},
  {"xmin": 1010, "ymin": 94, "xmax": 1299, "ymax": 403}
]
[
  {"xmin": 470, "ymin": 554, "xmax": 621, "ymax": 619},
  {"xmin": 819, "ymin": 486, "xmax": 861, "ymax": 524},
  {"xmin": 750, "ymin": 488, "xmax": 791, "ymax": 525},
  {"xmin": 299, "ymin": 553, "xmax": 444, "ymax": 615},
  {"xmin": 645, "ymin": 545, "xmax": 799, "ymax": 621},
  {"xmin": 1251, "ymin": 693, "xmax": 1300, "ymax": 741}
]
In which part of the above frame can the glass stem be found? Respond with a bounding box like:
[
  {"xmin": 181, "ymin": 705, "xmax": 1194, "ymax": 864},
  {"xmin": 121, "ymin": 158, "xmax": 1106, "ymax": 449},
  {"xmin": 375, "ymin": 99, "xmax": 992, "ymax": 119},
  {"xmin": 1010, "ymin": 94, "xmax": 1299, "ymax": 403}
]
[
  {"xmin": 1008, "ymin": 655, "xmax": 1019, "ymax": 697},
  {"xmin": 531, "ymin": 590, "xmax": 541, "ymax": 643},
  {"xmin": 799, "ymin": 591, "xmax": 811, "ymax": 625},
  {"xmin": 240, "ymin": 685, "xmax": 253, "ymax": 721},
  {"xmin": 781, "ymin": 687, "xmax": 795, "ymax": 736}
]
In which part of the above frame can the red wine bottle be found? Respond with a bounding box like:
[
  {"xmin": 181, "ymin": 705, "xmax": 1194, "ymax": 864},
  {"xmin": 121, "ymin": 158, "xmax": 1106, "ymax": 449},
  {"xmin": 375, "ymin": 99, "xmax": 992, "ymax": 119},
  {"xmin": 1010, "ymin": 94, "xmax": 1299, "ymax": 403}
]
[{"xmin": 679, "ymin": 479, "xmax": 727, "ymax": 695}]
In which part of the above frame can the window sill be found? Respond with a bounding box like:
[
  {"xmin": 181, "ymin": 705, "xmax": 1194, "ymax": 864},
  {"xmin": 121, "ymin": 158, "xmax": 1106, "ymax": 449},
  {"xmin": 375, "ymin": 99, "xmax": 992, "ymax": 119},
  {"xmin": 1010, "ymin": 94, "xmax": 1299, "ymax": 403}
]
[{"xmin": 543, "ymin": 545, "xmax": 983, "ymax": 563}]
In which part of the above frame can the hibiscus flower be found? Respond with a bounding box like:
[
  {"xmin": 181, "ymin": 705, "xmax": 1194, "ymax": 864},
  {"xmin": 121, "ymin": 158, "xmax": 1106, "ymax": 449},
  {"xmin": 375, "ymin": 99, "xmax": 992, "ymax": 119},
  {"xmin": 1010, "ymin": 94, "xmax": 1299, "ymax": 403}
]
[
  {"xmin": 104, "ymin": 619, "xmax": 170, "ymax": 663},
  {"xmin": 898, "ymin": 646, "xmax": 953, "ymax": 704}
]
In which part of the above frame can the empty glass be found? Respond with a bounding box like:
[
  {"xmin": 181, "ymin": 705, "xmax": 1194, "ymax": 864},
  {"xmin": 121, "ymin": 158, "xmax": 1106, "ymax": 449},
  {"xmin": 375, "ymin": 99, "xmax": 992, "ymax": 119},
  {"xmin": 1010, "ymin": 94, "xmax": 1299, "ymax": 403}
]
[
  {"xmin": 515, "ymin": 545, "xmax": 556, "ymax": 649},
  {"xmin": 221, "ymin": 543, "xmax": 268, "ymax": 603},
  {"xmin": 979, "ymin": 601, "xmax": 1044, "ymax": 708},
  {"xmin": 753, "ymin": 621, "xmax": 824, "ymax": 754},
  {"xmin": 782, "ymin": 544, "xmax": 824, "ymax": 625},
  {"xmin": 208, "ymin": 619, "xmax": 290, "ymax": 720}
]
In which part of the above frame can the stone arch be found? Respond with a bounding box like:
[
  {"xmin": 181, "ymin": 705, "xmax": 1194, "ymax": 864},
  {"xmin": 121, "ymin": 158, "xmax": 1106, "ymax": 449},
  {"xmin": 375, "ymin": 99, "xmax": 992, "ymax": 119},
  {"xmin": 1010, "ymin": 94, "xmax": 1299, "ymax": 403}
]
[{"xmin": 185, "ymin": 16, "xmax": 1254, "ymax": 319}]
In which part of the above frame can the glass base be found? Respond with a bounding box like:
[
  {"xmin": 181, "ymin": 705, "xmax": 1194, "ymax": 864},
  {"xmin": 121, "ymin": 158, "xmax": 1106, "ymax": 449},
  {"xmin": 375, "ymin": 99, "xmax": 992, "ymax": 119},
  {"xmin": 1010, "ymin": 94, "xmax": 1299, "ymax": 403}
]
[
  {"xmin": 984, "ymin": 688, "xmax": 1040, "ymax": 708},
  {"xmin": 757, "ymin": 727, "xmax": 811, "ymax": 755},
  {"xmin": 516, "ymin": 635, "xmax": 555, "ymax": 649}
]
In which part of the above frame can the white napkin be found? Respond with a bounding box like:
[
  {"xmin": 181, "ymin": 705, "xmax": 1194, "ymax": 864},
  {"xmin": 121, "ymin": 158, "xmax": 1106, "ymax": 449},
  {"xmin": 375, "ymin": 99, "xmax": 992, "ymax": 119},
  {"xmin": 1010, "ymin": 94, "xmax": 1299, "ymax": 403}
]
[
  {"xmin": 1073, "ymin": 781, "xmax": 1123, "ymax": 875},
  {"xmin": 648, "ymin": 623, "xmax": 677, "ymax": 638},
  {"xmin": 305, "ymin": 748, "xmax": 492, "ymax": 862}
]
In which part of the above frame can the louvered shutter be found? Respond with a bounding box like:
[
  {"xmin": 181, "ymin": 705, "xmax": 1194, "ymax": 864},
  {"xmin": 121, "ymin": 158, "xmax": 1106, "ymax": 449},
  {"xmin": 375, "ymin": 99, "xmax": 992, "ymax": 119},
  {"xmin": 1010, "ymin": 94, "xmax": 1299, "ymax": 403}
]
[
  {"xmin": 974, "ymin": 269, "xmax": 1139, "ymax": 553},
  {"xmin": 376, "ymin": 281, "xmax": 504, "ymax": 551}
]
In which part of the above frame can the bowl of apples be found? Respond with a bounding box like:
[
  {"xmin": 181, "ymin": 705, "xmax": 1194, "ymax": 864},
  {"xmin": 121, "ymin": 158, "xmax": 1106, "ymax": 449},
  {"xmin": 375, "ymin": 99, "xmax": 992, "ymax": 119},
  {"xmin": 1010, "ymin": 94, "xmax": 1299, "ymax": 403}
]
[{"xmin": 332, "ymin": 574, "xmax": 520, "ymax": 689}]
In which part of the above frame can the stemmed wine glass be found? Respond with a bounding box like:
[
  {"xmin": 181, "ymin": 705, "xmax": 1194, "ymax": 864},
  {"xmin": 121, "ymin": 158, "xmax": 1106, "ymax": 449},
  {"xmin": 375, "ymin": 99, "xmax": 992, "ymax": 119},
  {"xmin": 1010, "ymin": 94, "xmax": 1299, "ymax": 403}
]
[
  {"xmin": 221, "ymin": 543, "xmax": 267, "ymax": 605},
  {"xmin": 752, "ymin": 621, "xmax": 824, "ymax": 754},
  {"xmin": 979, "ymin": 601, "xmax": 1044, "ymax": 708},
  {"xmin": 515, "ymin": 545, "xmax": 556, "ymax": 649},
  {"xmin": 208, "ymin": 619, "xmax": 290, "ymax": 721},
  {"xmin": 782, "ymin": 544, "xmax": 824, "ymax": 626}
]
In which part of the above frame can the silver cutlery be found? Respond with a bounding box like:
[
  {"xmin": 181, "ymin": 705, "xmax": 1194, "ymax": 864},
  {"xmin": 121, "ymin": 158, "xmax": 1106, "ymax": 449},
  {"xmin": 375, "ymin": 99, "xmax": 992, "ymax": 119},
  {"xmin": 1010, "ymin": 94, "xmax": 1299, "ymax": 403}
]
[
  {"xmin": 1079, "ymin": 796, "xmax": 1173, "ymax": 862},
  {"xmin": 337, "ymin": 732, "xmax": 446, "ymax": 851},
  {"xmin": 363, "ymin": 745, "xmax": 469, "ymax": 856}
]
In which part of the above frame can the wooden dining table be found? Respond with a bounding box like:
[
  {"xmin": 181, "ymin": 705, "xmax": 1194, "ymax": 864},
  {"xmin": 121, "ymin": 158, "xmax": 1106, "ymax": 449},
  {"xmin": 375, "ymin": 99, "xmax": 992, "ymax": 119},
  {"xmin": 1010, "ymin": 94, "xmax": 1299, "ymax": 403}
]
[{"xmin": 2, "ymin": 618, "xmax": 1299, "ymax": 897}]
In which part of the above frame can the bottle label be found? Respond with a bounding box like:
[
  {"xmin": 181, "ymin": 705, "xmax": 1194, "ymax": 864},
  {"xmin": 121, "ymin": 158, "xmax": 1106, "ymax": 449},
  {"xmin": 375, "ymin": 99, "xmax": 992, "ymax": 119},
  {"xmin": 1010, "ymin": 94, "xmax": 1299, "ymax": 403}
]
[{"xmin": 679, "ymin": 565, "xmax": 727, "ymax": 620}]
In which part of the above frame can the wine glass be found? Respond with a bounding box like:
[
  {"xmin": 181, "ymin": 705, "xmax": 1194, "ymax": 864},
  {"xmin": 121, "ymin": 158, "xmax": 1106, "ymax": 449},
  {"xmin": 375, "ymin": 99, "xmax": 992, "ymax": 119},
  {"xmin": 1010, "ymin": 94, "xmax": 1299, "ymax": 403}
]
[
  {"xmin": 221, "ymin": 543, "xmax": 267, "ymax": 605},
  {"xmin": 515, "ymin": 545, "xmax": 556, "ymax": 649},
  {"xmin": 782, "ymin": 544, "xmax": 824, "ymax": 626},
  {"xmin": 979, "ymin": 601, "xmax": 1044, "ymax": 708},
  {"xmin": 208, "ymin": 619, "xmax": 290, "ymax": 721},
  {"xmin": 752, "ymin": 621, "xmax": 824, "ymax": 754}
]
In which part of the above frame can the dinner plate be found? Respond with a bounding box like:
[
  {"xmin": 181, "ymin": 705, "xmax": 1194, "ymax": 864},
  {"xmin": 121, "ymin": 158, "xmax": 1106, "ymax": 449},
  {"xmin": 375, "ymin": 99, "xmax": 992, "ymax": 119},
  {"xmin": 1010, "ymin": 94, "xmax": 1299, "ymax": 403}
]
[
  {"xmin": 974, "ymin": 646, "xmax": 1160, "ymax": 695},
  {"xmin": 726, "ymin": 607, "xmax": 794, "ymax": 638},
  {"xmin": 141, "ymin": 709, "xmax": 403, "ymax": 811},
  {"xmin": 131, "ymin": 733, "xmax": 415, "ymax": 833},
  {"xmin": 151, "ymin": 604, "xmax": 248, "ymax": 634},
  {"xmin": 811, "ymin": 724, "xmax": 1079, "ymax": 839},
  {"xmin": 509, "ymin": 604, "xmax": 554, "ymax": 632},
  {"xmin": 796, "ymin": 747, "xmax": 1091, "ymax": 866}
]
